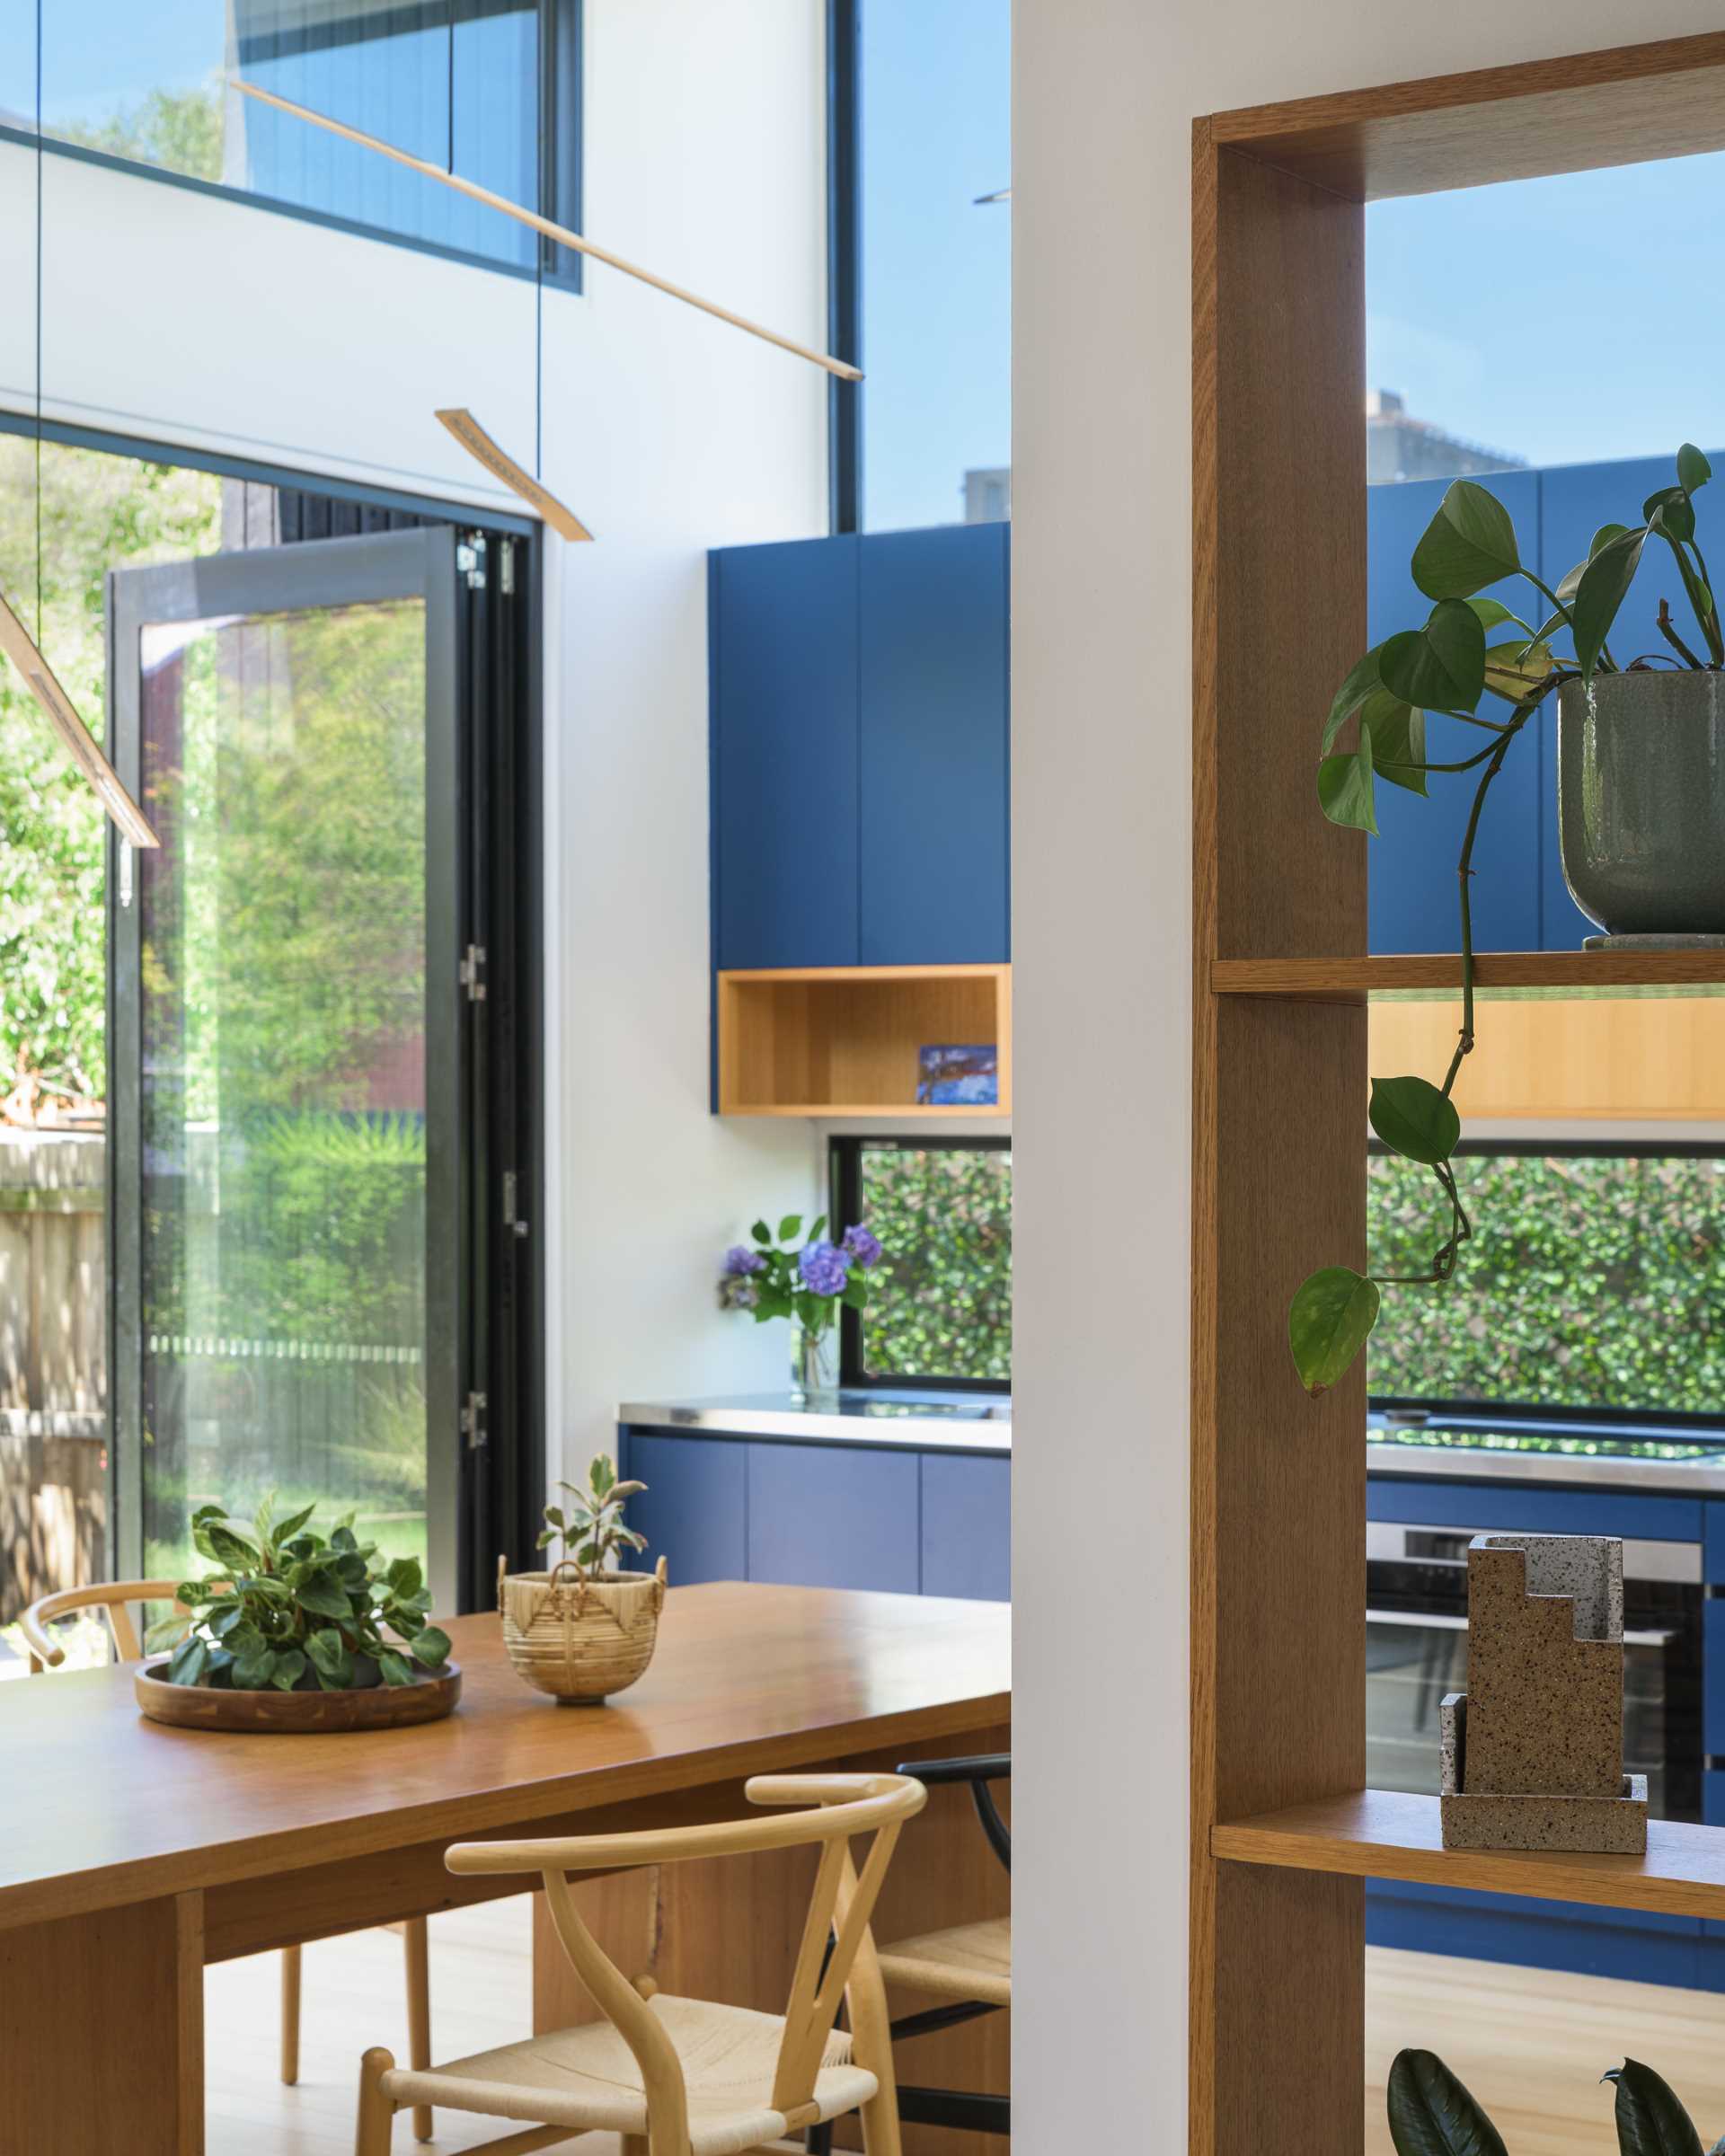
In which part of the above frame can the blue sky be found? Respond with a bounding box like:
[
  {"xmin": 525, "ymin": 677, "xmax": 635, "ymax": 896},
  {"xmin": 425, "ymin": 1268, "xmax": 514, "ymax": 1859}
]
[
  {"xmin": 1367, "ymin": 153, "xmax": 1725, "ymax": 471},
  {"xmin": 860, "ymin": 0, "xmax": 1011, "ymax": 533}
]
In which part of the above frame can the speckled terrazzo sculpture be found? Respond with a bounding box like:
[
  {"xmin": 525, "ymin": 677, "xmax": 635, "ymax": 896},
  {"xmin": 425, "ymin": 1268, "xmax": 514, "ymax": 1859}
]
[{"xmin": 1439, "ymin": 1534, "xmax": 1648, "ymax": 1854}]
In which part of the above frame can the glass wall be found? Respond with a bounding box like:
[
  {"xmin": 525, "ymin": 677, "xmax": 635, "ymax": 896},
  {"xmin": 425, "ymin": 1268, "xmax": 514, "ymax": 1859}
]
[
  {"xmin": 1367, "ymin": 153, "xmax": 1725, "ymax": 482},
  {"xmin": 137, "ymin": 596, "xmax": 430, "ymax": 1579},
  {"xmin": 859, "ymin": 0, "xmax": 1010, "ymax": 532},
  {"xmin": 9, "ymin": 0, "xmax": 575, "ymax": 276}
]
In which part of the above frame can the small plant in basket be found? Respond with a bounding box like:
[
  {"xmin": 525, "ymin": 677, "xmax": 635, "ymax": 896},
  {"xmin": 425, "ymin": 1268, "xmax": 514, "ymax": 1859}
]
[
  {"xmin": 537, "ymin": 1454, "xmax": 648, "ymax": 1575},
  {"xmin": 500, "ymin": 1454, "xmax": 666, "ymax": 1704}
]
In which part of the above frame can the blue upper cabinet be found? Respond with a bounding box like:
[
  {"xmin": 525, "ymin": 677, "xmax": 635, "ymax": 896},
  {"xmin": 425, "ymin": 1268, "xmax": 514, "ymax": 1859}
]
[
  {"xmin": 1367, "ymin": 473, "xmax": 1543, "ymax": 955},
  {"xmin": 858, "ymin": 526, "xmax": 1010, "ymax": 963},
  {"xmin": 711, "ymin": 536, "xmax": 861, "ymax": 969},
  {"xmin": 710, "ymin": 525, "xmax": 1010, "ymax": 974}
]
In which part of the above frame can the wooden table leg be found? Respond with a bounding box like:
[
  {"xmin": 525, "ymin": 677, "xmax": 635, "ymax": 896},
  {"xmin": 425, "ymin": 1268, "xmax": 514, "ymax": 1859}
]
[{"xmin": 0, "ymin": 1889, "xmax": 204, "ymax": 2156}]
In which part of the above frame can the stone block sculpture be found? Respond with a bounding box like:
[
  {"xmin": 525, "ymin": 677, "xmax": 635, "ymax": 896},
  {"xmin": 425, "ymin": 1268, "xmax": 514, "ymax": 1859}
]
[{"xmin": 1440, "ymin": 1533, "xmax": 1648, "ymax": 1853}]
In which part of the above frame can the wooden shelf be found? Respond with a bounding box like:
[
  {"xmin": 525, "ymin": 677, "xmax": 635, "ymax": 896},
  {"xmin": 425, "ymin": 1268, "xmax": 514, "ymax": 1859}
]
[
  {"xmin": 1211, "ymin": 950, "xmax": 1725, "ymax": 1002},
  {"xmin": 715, "ymin": 965, "xmax": 1011, "ymax": 1118},
  {"xmin": 1213, "ymin": 1788, "xmax": 1725, "ymax": 1922}
]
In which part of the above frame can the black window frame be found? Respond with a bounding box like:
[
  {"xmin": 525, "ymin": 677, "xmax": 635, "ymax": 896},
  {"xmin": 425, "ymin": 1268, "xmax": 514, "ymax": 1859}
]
[
  {"xmin": 6, "ymin": 0, "xmax": 583, "ymax": 295},
  {"xmin": 10, "ymin": 408, "xmax": 550, "ymax": 1613},
  {"xmin": 1368, "ymin": 1134, "xmax": 1725, "ymax": 1434},
  {"xmin": 827, "ymin": 0, "xmax": 861, "ymax": 534},
  {"xmin": 830, "ymin": 1134, "xmax": 1011, "ymax": 1393}
]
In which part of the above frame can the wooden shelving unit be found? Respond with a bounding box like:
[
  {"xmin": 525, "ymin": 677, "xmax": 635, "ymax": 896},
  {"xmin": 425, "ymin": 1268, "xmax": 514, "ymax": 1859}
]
[
  {"xmin": 1214, "ymin": 1789, "xmax": 1725, "ymax": 1922},
  {"xmin": 1191, "ymin": 31, "xmax": 1725, "ymax": 2156},
  {"xmin": 1213, "ymin": 950, "xmax": 1725, "ymax": 1001},
  {"xmin": 715, "ymin": 964, "xmax": 1011, "ymax": 1118}
]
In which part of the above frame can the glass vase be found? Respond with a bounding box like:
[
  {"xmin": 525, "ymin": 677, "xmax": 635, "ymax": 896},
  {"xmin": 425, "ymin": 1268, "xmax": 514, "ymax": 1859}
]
[{"xmin": 792, "ymin": 1322, "xmax": 837, "ymax": 1401}]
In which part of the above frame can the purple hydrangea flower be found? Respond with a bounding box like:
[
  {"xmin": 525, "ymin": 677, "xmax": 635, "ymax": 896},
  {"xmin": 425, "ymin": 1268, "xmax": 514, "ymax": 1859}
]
[
  {"xmin": 841, "ymin": 1224, "xmax": 883, "ymax": 1270},
  {"xmin": 798, "ymin": 1239, "xmax": 851, "ymax": 1297},
  {"xmin": 719, "ymin": 1275, "xmax": 759, "ymax": 1312},
  {"xmin": 723, "ymin": 1243, "xmax": 766, "ymax": 1276}
]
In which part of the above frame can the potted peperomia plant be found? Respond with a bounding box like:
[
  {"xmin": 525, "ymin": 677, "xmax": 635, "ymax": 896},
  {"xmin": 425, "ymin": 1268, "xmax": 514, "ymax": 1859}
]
[
  {"xmin": 1387, "ymin": 2046, "xmax": 1723, "ymax": 2155},
  {"xmin": 498, "ymin": 1454, "xmax": 668, "ymax": 1704},
  {"xmin": 1291, "ymin": 445, "xmax": 1725, "ymax": 1397},
  {"xmin": 136, "ymin": 1495, "xmax": 456, "ymax": 1732}
]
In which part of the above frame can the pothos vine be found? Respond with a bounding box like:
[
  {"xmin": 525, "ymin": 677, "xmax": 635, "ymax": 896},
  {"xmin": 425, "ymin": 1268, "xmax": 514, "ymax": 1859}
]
[{"xmin": 1288, "ymin": 443, "xmax": 1722, "ymax": 1397}]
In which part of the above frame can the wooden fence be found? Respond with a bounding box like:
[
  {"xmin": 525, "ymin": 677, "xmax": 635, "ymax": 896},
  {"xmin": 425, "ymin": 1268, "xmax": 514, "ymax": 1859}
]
[{"xmin": 0, "ymin": 1131, "xmax": 105, "ymax": 1621}]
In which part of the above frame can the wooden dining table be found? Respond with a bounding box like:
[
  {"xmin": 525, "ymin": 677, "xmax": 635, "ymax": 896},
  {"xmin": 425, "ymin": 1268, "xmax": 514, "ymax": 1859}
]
[{"xmin": 0, "ymin": 1579, "xmax": 1010, "ymax": 2156}]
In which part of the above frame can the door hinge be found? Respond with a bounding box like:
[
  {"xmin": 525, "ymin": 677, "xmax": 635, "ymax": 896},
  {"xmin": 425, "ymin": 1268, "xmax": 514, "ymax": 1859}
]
[
  {"xmin": 461, "ymin": 1390, "xmax": 489, "ymax": 1452},
  {"xmin": 502, "ymin": 1169, "xmax": 530, "ymax": 1238},
  {"xmin": 117, "ymin": 840, "xmax": 135, "ymax": 910},
  {"xmin": 460, "ymin": 942, "xmax": 487, "ymax": 1001},
  {"xmin": 456, "ymin": 533, "xmax": 488, "ymax": 590},
  {"xmin": 499, "ymin": 537, "xmax": 516, "ymax": 596}
]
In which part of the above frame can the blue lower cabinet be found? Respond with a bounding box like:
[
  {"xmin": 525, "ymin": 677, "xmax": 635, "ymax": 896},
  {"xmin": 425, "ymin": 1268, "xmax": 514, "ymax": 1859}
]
[
  {"xmin": 1367, "ymin": 1881, "xmax": 1713, "ymax": 1989},
  {"xmin": 921, "ymin": 1454, "xmax": 1011, "ymax": 1601},
  {"xmin": 621, "ymin": 1432, "xmax": 748, "ymax": 1586},
  {"xmin": 1369, "ymin": 1478, "xmax": 1702, "ymax": 1545},
  {"xmin": 746, "ymin": 1441, "xmax": 922, "ymax": 1593}
]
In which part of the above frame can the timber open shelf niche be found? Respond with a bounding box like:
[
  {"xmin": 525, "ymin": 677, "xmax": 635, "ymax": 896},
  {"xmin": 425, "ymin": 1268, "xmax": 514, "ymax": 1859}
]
[
  {"xmin": 716, "ymin": 964, "xmax": 1011, "ymax": 1117},
  {"xmin": 1190, "ymin": 29, "xmax": 1725, "ymax": 2156}
]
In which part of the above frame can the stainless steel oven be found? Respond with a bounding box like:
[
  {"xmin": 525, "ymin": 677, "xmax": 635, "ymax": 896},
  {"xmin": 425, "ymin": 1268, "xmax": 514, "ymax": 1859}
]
[{"xmin": 1366, "ymin": 1518, "xmax": 1703, "ymax": 1819}]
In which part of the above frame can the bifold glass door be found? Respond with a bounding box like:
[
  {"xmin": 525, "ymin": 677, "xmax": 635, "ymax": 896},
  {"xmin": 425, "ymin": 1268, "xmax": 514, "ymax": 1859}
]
[{"xmin": 107, "ymin": 531, "xmax": 460, "ymax": 1610}]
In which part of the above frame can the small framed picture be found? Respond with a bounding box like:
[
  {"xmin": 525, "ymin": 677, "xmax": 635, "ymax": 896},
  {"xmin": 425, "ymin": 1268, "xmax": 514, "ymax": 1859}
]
[{"xmin": 917, "ymin": 1043, "xmax": 998, "ymax": 1106}]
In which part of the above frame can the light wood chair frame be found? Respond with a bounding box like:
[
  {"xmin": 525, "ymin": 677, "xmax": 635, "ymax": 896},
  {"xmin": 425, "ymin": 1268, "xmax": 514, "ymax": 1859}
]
[
  {"xmin": 353, "ymin": 1771, "xmax": 928, "ymax": 2156},
  {"xmin": 22, "ymin": 1580, "xmax": 436, "ymax": 2136}
]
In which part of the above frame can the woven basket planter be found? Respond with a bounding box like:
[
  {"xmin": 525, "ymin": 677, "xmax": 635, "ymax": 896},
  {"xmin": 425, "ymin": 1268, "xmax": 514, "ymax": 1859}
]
[{"xmin": 497, "ymin": 1554, "xmax": 668, "ymax": 1704}]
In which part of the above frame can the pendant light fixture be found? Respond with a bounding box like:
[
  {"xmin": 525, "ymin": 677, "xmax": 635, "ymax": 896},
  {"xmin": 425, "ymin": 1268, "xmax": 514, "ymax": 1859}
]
[
  {"xmin": 230, "ymin": 79, "xmax": 862, "ymax": 383},
  {"xmin": 434, "ymin": 411, "xmax": 593, "ymax": 541},
  {"xmin": 0, "ymin": 588, "xmax": 160, "ymax": 849}
]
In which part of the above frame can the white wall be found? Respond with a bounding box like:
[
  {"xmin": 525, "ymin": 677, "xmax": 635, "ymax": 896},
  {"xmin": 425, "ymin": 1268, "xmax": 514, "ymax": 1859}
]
[
  {"xmin": 4, "ymin": 1, "xmax": 833, "ymax": 1492},
  {"xmin": 1010, "ymin": 2, "xmax": 1725, "ymax": 2146}
]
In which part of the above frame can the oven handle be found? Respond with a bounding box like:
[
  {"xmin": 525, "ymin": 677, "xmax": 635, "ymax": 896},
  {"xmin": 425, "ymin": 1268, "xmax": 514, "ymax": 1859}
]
[{"xmin": 1367, "ymin": 1608, "xmax": 1676, "ymax": 1648}]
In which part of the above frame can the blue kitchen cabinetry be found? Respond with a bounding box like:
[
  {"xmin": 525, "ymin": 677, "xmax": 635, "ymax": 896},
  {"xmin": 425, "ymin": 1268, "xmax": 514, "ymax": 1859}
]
[
  {"xmin": 921, "ymin": 1453, "xmax": 1012, "ymax": 1601},
  {"xmin": 618, "ymin": 1426, "xmax": 1010, "ymax": 1600},
  {"xmin": 710, "ymin": 525, "xmax": 1010, "ymax": 972},
  {"xmin": 710, "ymin": 536, "xmax": 860, "ymax": 970},
  {"xmin": 859, "ymin": 525, "xmax": 1010, "ymax": 964},
  {"xmin": 1367, "ymin": 1469, "xmax": 1725, "ymax": 1989},
  {"xmin": 1366, "ymin": 449, "xmax": 1725, "ymax": 954}
]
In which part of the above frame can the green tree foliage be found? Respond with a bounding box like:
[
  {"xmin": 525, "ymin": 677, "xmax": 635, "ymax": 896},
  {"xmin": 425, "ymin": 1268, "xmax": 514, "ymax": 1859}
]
[
  {"xmin": 857, "ymin": 1146, "xmax": 1011, "ymax": 1383},
  {"xmin": 1368, "ymin": 1152, "xmax": 1725, "ymax": 1415},
  {"xmin": 0, "ymin": 438, "xmax": 223, "ymax": 1111},
  {"xmin": 58, "ymin": 84, "xmax": 226, "ymax": 185}
]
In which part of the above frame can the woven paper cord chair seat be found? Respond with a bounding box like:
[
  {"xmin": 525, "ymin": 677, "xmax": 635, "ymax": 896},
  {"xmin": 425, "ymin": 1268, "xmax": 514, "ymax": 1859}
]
[
  {"xmin": 380, "ymin": 1993, "xmax": 878, "ymax": 2156},
  {"xmin": 877, "ymin": 1916, "xmax": 1012, "ymax": 2007}
]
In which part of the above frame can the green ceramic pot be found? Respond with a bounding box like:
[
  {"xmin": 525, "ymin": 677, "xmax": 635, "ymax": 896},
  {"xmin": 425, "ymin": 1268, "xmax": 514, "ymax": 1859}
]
[{"xmin": 1558, "ymin": 669, "xmax": 1725, "ymax": 939}]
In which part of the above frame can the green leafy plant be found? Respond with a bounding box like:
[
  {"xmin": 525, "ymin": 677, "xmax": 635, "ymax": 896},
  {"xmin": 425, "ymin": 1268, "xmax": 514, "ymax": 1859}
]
[
  {"xmin": 718, "ymin": 1213, "xmax": 882, "ymax": 1347},
  {"xmin": 537, "ymin": 1454, "xmax": 649, "ymax": 1574},
  {"xmin": 1387, "ymin": 2046, "xmax": 1724, "ymax": 2155},
  {"xmin": 145, "ymin": 1493, "xmax": 450, "ymax": 1691},
  {"xmin": 1291, "ymin": 445, "xmax": 1721, "ymax": 1397}
]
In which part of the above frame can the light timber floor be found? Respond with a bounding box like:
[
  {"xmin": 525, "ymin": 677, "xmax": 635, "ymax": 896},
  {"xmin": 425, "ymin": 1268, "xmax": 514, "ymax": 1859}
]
[
  {"xmin": 1367, "ymin": 1946, "xmax": 1725, "ymax": 2154},
  {"xmin": 155, "ymin": 1916, "xmax": 1725, "ymax": 2153}
]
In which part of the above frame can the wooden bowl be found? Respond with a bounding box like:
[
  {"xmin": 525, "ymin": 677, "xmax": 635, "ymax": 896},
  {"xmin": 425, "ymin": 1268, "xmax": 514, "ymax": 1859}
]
[{"xmin": 135, "ymin": 1659, "xmax": 461, "ymax": 1733}]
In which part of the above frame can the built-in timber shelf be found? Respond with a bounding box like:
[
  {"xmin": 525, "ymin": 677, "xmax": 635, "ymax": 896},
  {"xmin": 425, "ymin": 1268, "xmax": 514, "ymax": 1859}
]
[
  {"xmin": 715, "ymin": 964, "xmax": 1011, "ymax": 1118},
  {"xmin": 1213, "ymin": 1788, "xmax": 1725, "ymax": 1922},
  {"xmin": 1211, "ymin": 950, "xmax": 1725, "ymax": 1003}
]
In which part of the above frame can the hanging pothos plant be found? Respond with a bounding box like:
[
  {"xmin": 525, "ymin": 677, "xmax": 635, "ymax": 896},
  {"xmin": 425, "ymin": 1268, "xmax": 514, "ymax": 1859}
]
[{"xmin": 1288, "ymin": 443, "xmax": 1721, "ymax": 1398}]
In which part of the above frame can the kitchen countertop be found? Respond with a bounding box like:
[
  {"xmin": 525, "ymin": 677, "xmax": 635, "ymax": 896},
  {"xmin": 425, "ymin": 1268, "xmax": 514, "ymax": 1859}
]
[
  {"xmin": 618, "ymin": 1389, "xmax": 1012, "ymax": 1453},
  {"xmin": 1367, "ymin": 1414, "xmax": 1725, "ymax": 1492}
]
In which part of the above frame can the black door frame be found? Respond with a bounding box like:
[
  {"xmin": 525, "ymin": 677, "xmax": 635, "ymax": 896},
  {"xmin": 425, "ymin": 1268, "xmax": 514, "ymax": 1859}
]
[{"xmin": 97, "ymin": 478, "xmax": 544, "ymax": 1615}]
